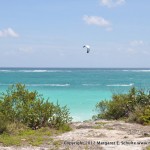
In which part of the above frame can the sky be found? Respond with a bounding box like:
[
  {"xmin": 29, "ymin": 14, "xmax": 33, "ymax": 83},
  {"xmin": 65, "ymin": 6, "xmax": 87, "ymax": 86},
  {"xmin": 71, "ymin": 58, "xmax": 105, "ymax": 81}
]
[{"xmin": 0, "ymin": 0, "xmax": 150, "ymax": 68}]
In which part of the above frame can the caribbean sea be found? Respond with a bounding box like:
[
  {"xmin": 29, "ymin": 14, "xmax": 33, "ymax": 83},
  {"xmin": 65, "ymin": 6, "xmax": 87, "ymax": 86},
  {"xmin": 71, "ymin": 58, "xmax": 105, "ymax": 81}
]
[{"xmin": 0, "ymin": 68, "xmax": 150, "ymax": 121}]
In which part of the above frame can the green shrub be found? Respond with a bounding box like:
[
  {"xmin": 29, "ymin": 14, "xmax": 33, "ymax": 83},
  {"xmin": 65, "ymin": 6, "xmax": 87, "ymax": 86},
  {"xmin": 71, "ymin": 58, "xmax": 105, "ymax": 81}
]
[
  {"xmin": 49, "ymin": 103, "xmax": 72, "ymax": 129},
  {"xmin": 133, "ymin": 105, "xmax": 150, "ymax": 125},
  {"xmin": 0, "ymin": 83, "xmax": 72, "ymax": 130},
  {"xmin": 0, "ymin": 112, "xmax": 8, "ymax": 134},
  {"xmin": 6, "ymin": 122, "xmax": 28, "ymax": 135},
  {"xmin": 94, "ymin": 87, "xmax": 150, "ymax": 125}
]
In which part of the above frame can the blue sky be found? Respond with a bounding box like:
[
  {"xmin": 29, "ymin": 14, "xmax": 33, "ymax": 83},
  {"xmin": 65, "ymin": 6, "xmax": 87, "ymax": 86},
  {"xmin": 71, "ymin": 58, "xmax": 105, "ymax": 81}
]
[{"xmin": 0, "ymin": 0, "xmax": 150, "ymax": 68}]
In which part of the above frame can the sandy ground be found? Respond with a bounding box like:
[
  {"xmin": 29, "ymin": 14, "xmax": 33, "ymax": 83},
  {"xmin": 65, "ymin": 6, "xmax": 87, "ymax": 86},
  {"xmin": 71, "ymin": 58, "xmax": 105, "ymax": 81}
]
[{"xmin": 0, "ymin": 120, "xmax": 150, "ymax": 150}]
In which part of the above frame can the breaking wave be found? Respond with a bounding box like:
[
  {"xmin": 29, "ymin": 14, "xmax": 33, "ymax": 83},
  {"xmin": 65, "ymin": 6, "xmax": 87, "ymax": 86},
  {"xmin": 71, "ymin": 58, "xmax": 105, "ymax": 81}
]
[
  {"xmin": 106, "ymin": 83, "xmax": 134, "ymax": 87},
  {"xmin": 122, "ymin": 69, "xmax": 150, "ymax": 72},
  {"xmin": 26, "ymin": 84, "xmax": 70, "ymax": 87},
  {"xmin": 82, "ymin": 84, "xmax": 101, "ymax": 86},
  {"xmin": 0, "ymin": 69, "xmax": 72, "ymax": 73},
  {"xmin": 0, "ymin": 83, "xmax": 70, "ymax": 87}
]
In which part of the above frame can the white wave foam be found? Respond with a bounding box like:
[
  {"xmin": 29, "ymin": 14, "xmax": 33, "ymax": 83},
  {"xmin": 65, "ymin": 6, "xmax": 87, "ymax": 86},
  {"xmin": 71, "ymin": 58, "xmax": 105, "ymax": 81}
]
[
  {"xmin": 0, "ymin": 69, "xmax": 72, "ymax": 73},
  {"xmin": 107, "ymin": 83, "xmax": 134, "ymax": 87},
  {"xmin": 123, "ymin": 70, "xmax": 150, "ymax": 72},
  {"xmin": 82, "ymin": 84, "xmax": 100, "ymax": 86},
  {"xmin": 47, "ymin": 70, "xmax": 72, "ymax": 72},
  {"xmin": 0, "ymin": 70, "xmax": 12, "ymax": 72},
  {"xmin": 0, "ymin": 83, "xmax": 70, "ymax": 87},
  {"xmin": 134, "ymin": 70, "xmax": 150, "ymax": 72},
  {"xmin": 17, "ymin": 70, "xmax": 47, "ymax": 72},
  {"xmin": 31, "ymin": 70, "xmax": 48, "ymax": 72},
  {"xmin": 26, "ymin": 84, "xmax": 70, "ymax": 87}
]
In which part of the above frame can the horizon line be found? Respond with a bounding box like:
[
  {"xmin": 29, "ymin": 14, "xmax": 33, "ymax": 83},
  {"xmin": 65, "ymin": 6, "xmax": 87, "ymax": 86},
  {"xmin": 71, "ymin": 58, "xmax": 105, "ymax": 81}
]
[{"xmin": 0, "ymin": 67, "xmax": 150, "ymax": 69}]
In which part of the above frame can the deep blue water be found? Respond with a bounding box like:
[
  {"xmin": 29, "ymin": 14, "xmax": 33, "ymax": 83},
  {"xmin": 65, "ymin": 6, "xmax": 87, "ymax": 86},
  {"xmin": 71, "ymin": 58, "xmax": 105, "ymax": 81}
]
[{"xmin": 0, "ymin": 68, "xmax": 150, "ymax": 121}]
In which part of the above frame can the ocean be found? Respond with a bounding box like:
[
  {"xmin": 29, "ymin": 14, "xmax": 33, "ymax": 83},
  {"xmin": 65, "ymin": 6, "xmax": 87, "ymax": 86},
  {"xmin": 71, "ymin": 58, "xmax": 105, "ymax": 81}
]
[{"xmin": 0, "ymin": 68, "xmax": 150, "ymax": 121}]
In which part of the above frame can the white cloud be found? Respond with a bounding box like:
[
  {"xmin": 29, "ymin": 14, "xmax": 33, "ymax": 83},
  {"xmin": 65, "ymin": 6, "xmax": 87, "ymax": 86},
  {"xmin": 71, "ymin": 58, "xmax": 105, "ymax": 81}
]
[
  {"xmin": 0, "ymin": 28, "xmax": 19, "ymax": 38},
  {"xmin": 83, "ymin": 15, "xmax": 112, "ymax": 31},
  {"xmin": 126, "ymin": 40, "xmax": 146, "ymax": 55},
  {"xmin": 114, "ymin": 40, "xmax": 148, "ymax": 56},
  {"xmin": 3, "ymin": 47, "xmax": 34, "ymax": 56},
  {"xmin": 130, "ymin": 40, "xmax": 144, "ymax": 46},
  {"xmin": 100, "ymin": 0, "xmax": 125, "ymax": 8},
  {"xmin": 127, "ymin": 48, "xmax": 137, "ymax": 54}
]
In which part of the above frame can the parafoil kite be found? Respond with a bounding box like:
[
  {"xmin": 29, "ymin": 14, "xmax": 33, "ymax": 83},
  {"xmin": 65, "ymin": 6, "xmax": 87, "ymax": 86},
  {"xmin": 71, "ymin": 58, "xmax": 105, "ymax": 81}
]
[{"xmin": 83, "ymin": 45, "xmax": 90, "ymax": 53}]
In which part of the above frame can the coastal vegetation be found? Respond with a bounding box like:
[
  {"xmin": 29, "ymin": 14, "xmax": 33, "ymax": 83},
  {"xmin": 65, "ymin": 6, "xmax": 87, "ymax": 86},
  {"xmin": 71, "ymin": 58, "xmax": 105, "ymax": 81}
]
[
  {"xmin": 0, "ymin": 84, "xmax": 149, "ymax": 148},
  {"xmin": 94, "ymin": 87, "xmax": 150, "ymax": 125},
  {"xmin": 0, "ymin": 84, "xmax": 72, "ymax": 146}
]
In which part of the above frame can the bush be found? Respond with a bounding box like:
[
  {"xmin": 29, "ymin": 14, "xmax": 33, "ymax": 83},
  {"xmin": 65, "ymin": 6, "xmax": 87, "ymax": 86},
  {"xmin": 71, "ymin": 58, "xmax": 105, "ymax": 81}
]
[
  {"xmin": 0, "ymin": 84, "xmax": 72, "ymax": 130},
  {"xmin": 133, "ymin": 105, "xmax": 150, "ymax": 125},
  {"xmin": 94, "ymin": 87, "xmax": 150, "ymax": 125},
  {"xmin": 0, "ymin": 112, "xmax": 8, "ymax": 134},
  {"xmin": 6, "ymin": 122, "xmax": 29, "ymax": 135}
]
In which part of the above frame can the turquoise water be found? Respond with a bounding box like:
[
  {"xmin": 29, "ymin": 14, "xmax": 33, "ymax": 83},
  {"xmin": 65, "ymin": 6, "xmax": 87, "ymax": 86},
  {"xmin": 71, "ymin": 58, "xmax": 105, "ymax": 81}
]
[{"xmin": 0, "ymin": 68, "xmax": 150, "ymax": 121}]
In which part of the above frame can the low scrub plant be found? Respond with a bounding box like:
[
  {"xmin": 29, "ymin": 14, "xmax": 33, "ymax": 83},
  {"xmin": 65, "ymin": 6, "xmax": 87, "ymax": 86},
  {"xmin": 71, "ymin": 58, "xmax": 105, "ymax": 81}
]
[
  {"xmin": 0, "ymin": 83, "xmax": 72, "ymax": 132},
  {"xmin": 94, "ymin": 87, "xmax": 150, "ymax": 125}
]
